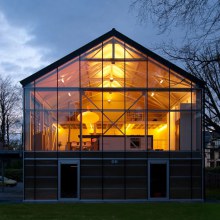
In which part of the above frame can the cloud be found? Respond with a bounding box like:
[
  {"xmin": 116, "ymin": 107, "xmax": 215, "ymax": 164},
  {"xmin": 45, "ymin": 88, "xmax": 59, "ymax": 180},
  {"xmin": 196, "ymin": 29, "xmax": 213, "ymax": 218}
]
[{"xmin": 0, "ymin": 12, "xmax": 51, "ymax": 83}]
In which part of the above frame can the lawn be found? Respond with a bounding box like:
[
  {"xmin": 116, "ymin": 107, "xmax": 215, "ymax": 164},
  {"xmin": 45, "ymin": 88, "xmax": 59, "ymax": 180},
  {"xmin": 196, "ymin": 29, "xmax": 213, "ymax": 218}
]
[{"xmin": 0, "ymin": 203, "xmax": 219, "ymax": 220}]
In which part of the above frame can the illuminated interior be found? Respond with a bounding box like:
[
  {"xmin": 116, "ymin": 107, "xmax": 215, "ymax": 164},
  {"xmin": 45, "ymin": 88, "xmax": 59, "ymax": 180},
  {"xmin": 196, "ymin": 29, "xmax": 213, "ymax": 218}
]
[{"xmin": 24, "ymin": 37, "xmax": 201, "ymax": 152}]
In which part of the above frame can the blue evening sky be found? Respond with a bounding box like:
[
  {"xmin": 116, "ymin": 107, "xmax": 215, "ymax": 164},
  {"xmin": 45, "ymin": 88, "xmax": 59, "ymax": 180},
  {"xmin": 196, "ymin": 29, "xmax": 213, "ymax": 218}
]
[{"xmin": 0, "ymin": 0, "xmax": 182, "ymax": 83}]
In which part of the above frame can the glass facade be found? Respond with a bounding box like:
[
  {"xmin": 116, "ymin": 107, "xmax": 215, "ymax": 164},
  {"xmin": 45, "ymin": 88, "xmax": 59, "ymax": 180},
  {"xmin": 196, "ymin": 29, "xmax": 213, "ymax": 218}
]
[
  {"xmin": 24, "ymin": 37, "xmax": 202, "ymax": 153},
  {"xmin": 23, "ymin": 32, "xmax": 204, "ymax": 201}
]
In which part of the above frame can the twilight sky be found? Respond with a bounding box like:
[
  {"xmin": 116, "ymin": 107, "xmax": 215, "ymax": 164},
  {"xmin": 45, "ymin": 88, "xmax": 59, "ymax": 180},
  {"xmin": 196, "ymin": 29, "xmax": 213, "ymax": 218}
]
[{"xmin": 0, "ymin": 0, "xmax": 182, "ymax": 84}]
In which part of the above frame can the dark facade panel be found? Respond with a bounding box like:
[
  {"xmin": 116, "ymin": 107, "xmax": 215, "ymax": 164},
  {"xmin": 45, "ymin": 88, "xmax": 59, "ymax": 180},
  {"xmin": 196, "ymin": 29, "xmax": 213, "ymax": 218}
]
[
  {"xmin": 80, "ymin": 189, "xmax": 102, "ymax": 199},
  {"xmin": 35, "ymin": 189, "xmax": 57, "ymax": 200}
]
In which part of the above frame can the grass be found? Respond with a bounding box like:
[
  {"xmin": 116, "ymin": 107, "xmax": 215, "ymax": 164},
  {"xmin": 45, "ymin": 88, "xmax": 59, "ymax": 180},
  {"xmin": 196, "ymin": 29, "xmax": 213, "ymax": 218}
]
[{"xmin": 0, "ymin": 203, "xmax": 219, "ymax": 220}]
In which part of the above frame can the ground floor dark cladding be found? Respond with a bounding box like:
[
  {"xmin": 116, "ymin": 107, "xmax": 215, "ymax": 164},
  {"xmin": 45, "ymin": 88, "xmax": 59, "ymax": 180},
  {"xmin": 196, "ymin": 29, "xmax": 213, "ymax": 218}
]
[{"xmin": 24, "ymin": 151, "xmax": 203, "ymax": 201}]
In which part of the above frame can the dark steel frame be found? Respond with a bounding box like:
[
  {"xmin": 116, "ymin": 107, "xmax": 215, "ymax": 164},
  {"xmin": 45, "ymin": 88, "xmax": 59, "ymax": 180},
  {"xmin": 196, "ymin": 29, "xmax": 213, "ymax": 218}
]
[{"xmin": 21, "ymin": 29, "xmax": 205, "ymax": 201}]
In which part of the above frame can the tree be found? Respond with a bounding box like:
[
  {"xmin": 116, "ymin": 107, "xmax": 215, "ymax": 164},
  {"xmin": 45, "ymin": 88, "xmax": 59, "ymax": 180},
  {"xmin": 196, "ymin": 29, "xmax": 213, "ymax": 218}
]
[
  {"xmin": 183, "ymin": 45, "xmax": 220, "ymax": 134},
  {"xmin": 131, "ymin": 0, "xmax": 220, "ymax": 45},
  {"xmin": 131, "ymin": 0, "xmax": 220, "ymax": 135},
  {"xmin": 0, "ymin": 75, "xmax": 22, "ymax": 148}
]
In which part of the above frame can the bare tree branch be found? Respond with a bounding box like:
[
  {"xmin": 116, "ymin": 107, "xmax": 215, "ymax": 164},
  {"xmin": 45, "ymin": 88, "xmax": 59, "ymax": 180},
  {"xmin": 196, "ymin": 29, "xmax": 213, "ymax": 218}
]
[{"xmin": 131, "ymin": 0, "xmax": 220, "ymax": 135}]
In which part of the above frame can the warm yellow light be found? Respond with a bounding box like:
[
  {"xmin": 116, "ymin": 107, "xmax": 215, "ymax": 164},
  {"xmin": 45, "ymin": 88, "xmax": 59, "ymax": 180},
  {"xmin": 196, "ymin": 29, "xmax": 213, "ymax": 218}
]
[
  {"xmin": 87, "ymin": 123, "xmax": 94, "ymax": 133},
  {"xmin": 102, "ymin": 43, "xmax": 124, "ymax": 59},
  {"xmin": 157, "ymin": 124, "xmax": 167, "ymax": 132},
  {"xmin": 52, "ymin": 123, "xmax": 62, "ymax": 132},
  {"xmin": 97, "ymin": 63, "xmax": 124, "ymax": 88},
  {"xmin": 126, "ymin": 124, "xmax": 134, "ymax": 130},
  {"xmin": 77, "ymin": 111, "xmax": 99, "ymax": 124},
  {"xmin": 151, "ymin": 92, "xmax": 155, "ymax": 97},
  {"xmin": 61, "ymin": 78, "xmax": 64, "ymax": 83},
  {"xmin": 114, "ymin": 43, "xmax": 124, "ymax": 58},
  {"xmin": 160, "ymin": 79, "xmax": 164, "ymax": 84},
  {"xmin": 68, "ymin": 92, "xmax": 71, "ymax": 97},
  {"xmin": 107, "ymin": 92, "xmax": 112, "ymax": 103}
]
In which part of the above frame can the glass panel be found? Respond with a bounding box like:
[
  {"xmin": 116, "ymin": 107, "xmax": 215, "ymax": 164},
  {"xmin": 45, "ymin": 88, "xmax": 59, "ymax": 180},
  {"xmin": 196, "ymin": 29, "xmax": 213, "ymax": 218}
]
[
  {"xmin": 170, "ymin": 70, "xmax": 191, "ymax": 88},
  {"xmin": 81, "ymin": 61, "xmax": 102, "ymax": 88},
  {"xmin": 126, "ymin": 61, "xmax": 146, "ymax": 88},
  {"xmin": 148, "ymin": 112, "xmax": 169, "ymax": 151},
  {"xmin": 192, "ymin": 90, "xmax": 201, "ymax": 110},
  {"xmin": 58, "ymin": 91, "xmax": 80, "ymax": 151},
  {"xmin": 148, "ymin": 92, "xmax": 169, "ymax": 110},
  {"xmin": 103, "ymin": 39, "xmax": 113, "ymax": 59},
  {"xmin": 170, "ymin": 91, "xmax": 191, "ymax": 110},
  {"xmin": 126, "ymin": 110, "xmax": 146, "ymax": 151},
  {"xmin": 58, "ymin": 91, "xmax": 79, "ymax": 110},
  {"xmin": 58, "ymin": 110, "xmax": 80, "ymax": 151},
  {"xmin": 81, "ymin": 91, "xmax": 102, "ymax": 151},
  {"xmin": 103, "ymin": 38, "xmax": 125, "ymax": 58},
  {"xmin": 34, "ymin": 109, "xmax": 43, "ymax": 151},
  {"xmin": 24, "ymin": 110, "xmax": 32, "ymax": 151},
  {"xmin": 103, "ymin": 91, "xmax": 124, "ymax": 110},
  {"xmin": 125, "ymin": 111, "xmax": 145, "ymax": 135},
  {"xmin": 34, "ymin": 90, "xmax": 57, "ymax": 151},
  {"xmin": 126, "ymin": 92, "xmax": 145, "ymax": 110},
  {"xmin": 35, "ymin": 90, "xmax": 57, "ymax": 110},
  {"xmin": 102, "ymin": 37, "xmax": 147, "ymax": 60},
  {"xmin": 103, "ymin": 62, "xmax": 124, "ymax": 88},
  {"xmin": 103, "ymin": 112, "xmax": 124, "ymax": 136},
  {"xmin": 103, "ymin": 38, "xmax": 125, "ymax": 59},
  {"xmin": 25, "ymin": 89, "xmax": 34, "ymax": 110},
  {"xmin": 170, "ymin": 111, "xmax": 180, "ymax": 151},
  {"xmin": 81, "ymin": 43, "xmax": 102, "ymax": 60},
  {"xmin": 33, "ymin": 109, "xmax": 57, "ymax": 151},
  {"xmin": 81, "ymin": 110, "xmax": 101, "ymax": 151},
  {"xmin": 148, "ymin": 59, "xmax": 169, "ymax": 88},
  {"xmin": 82, "ymin": 91, "xmax": 102, "ymax": 110},
  {"xmin": 35, "ymin": 69, "xmax": 57, "ymax": 87},
  {"xmin": 58, "ymin": 57, "xmax": 79, "ymax": 87},
  {"xmin": 125, "ymin": 43, "xmax": 147, "ymax": 59},
  {"xmin": 114, "ymin": 40, "xmax": 125, "ymax": 59}
]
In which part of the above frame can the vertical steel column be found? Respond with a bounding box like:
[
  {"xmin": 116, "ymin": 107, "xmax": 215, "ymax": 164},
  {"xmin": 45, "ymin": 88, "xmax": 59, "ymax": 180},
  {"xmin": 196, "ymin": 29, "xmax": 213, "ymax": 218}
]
[
  {"xmin": 146, "ymin": 58, "xmax": 148, "ymax": 199},
  {"xmin": 168, "ymin": 67, "xmax": 171, "ymax": 200},
  {"xmin": 202, "ymin": 88, "xmax": 205, "ymax": 200},
  {"xmin": 79, "ymin": 55, "xmax": 82, "ymax": 200},
  {"xmin": 23, "ymin": 88, "xmax": 25, "ymax": 199},
  {"xmin": 190, "ymin": 82, "xmax": 193, "ymax": 199},
  {"xmin": 56, "ymin": 67, "xmax": 59, "ymax": 200},
  {"xmin": 101, "ymin": 42, "xmax": 104, "ymax": 200},
  {"xmin": 33, "ymin": 80, "xmax": 36, "ymax": 200},
  {"xmin": 123, "ymin": 42, "xmax": 126, "ymax": 199}
]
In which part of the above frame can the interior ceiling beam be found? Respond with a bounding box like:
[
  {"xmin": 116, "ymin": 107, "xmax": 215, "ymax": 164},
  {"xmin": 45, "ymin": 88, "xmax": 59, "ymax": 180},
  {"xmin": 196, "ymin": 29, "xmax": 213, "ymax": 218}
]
[{"xmin": 81, "ymin": 58, "xmax": 147, "ymax": 62}]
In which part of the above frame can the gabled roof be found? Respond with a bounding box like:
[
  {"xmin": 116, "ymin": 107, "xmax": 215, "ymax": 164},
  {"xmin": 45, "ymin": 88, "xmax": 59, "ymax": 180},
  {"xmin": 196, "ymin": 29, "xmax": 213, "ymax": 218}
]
[{"xmin": 20, "ymin": 28, "xmax": 205, "ymax": 87}]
